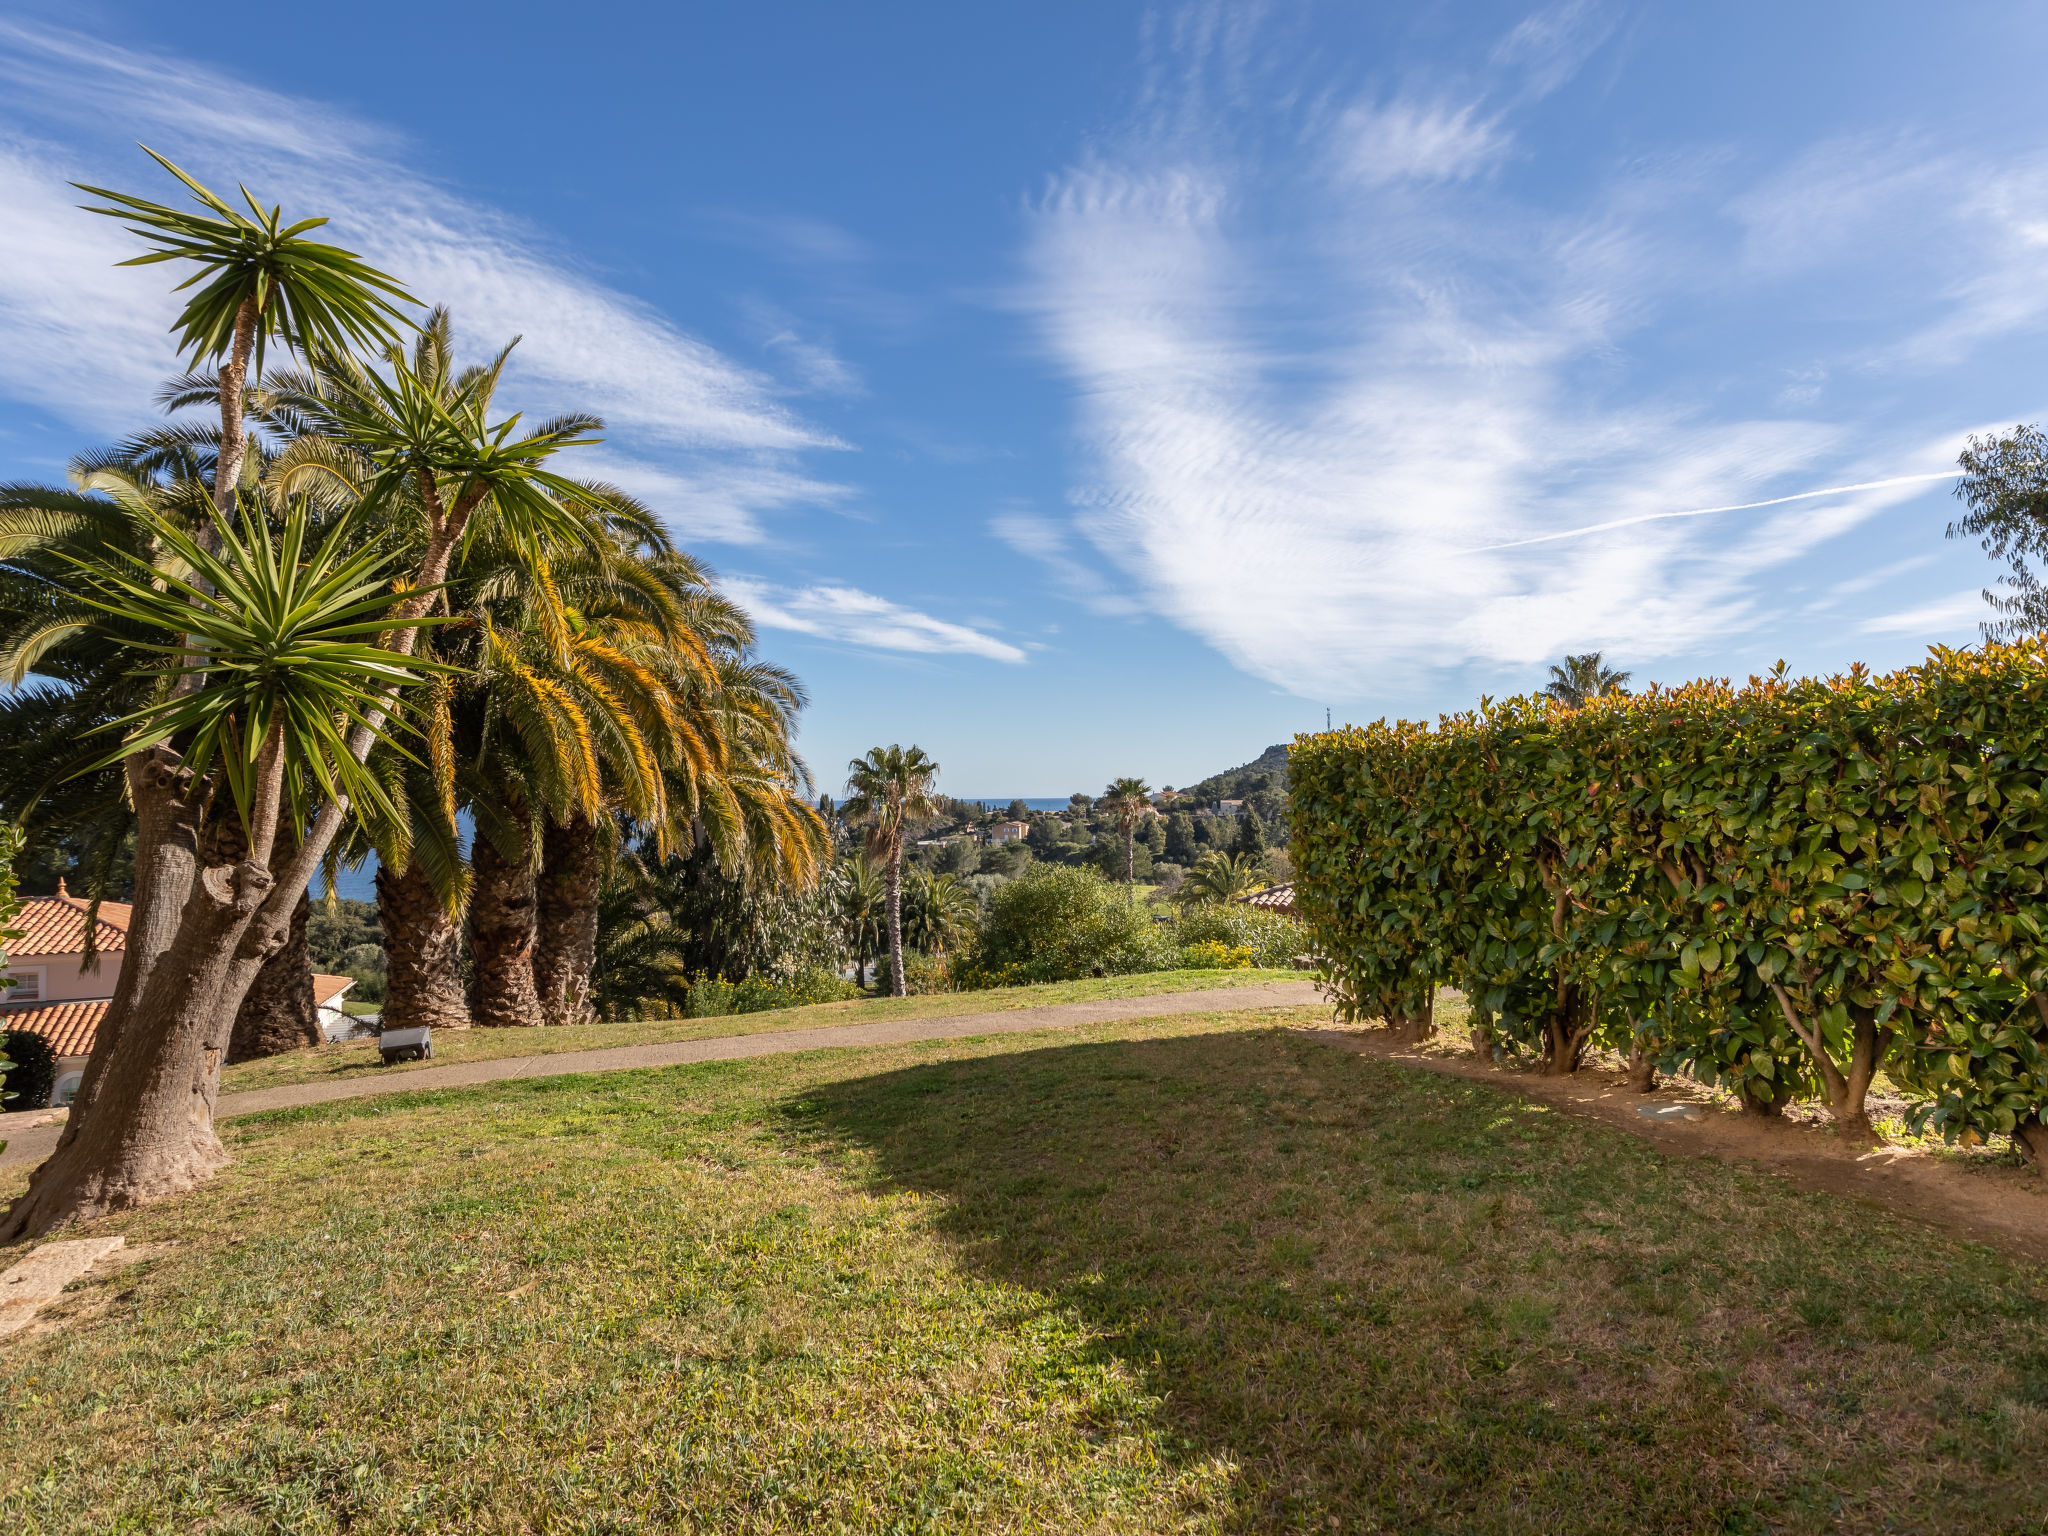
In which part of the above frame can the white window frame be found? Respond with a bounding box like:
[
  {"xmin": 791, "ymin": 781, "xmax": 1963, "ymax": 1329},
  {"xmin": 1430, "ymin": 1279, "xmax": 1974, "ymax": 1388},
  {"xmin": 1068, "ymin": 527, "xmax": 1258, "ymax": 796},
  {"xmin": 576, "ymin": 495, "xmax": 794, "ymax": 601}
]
[{"xmin": 1, "ymin": 966, "xmax": 46, "ymax": 1005}]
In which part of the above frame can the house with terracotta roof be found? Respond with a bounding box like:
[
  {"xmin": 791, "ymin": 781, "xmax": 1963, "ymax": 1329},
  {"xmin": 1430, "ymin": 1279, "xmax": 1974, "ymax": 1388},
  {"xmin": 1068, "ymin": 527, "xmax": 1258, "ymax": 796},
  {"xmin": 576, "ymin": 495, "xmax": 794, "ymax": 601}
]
[{"xmin": 2, "ymin": 880, "xmax": 356, "ymax": 1106}]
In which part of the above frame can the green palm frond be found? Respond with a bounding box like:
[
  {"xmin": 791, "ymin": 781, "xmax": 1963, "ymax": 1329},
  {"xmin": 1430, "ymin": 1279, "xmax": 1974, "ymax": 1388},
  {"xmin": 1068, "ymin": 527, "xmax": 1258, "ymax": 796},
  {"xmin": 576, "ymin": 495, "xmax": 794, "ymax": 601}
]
[{"xmin": 77, "ymin": 148, "xmax": 416, "ymax": 379}]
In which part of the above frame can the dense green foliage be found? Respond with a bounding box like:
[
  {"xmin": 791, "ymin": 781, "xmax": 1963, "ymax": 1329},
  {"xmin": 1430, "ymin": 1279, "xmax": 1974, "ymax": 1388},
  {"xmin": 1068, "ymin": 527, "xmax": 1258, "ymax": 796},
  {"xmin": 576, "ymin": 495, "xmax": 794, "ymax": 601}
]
[
  {"xmin": 1290, "ymin": 642, "xmax": 2048, "ymax": 1151},
  {"xmin": 962, "ymin": 865, "xmax": 1303, "ymax": 987},
  {"xmin": 0, "ymin": 1029, "xmax": 56, "ymax": 1112},
  {"xmin": 682, "ymin": 967, "xmax": 859, "ymax": 1018}
]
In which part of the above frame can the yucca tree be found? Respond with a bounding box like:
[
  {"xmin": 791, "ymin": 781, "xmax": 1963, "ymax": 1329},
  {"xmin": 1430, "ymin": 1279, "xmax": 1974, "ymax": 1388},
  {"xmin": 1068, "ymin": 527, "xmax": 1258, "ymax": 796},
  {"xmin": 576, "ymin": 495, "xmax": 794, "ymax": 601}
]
[
  {"xmin": 1543, "ymin": 652, "xmax": 1631, "ymax": 708},
  {"xmin": 1, "ymin": 500, "xmax": 449, "ymax": 1238},
  {"xmin": 841, "ymin": 745, "xmax": 940, "ymax": 998},
  {"xmin": 77, "ymin": 149, "xmax": 412, "ymax": 530},
  {"xmin": 1099, "ymin": 775, "xmax": 1153, "ymax": 884}
]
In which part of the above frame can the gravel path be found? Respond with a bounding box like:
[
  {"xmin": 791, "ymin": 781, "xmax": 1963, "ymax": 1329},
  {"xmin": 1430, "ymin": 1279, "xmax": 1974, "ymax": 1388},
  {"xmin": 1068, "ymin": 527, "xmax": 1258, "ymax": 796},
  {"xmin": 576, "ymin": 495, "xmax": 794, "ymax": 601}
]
[{"xmin": 0, "ymin": 981, "xmax": 1325, "ymax": 1169}]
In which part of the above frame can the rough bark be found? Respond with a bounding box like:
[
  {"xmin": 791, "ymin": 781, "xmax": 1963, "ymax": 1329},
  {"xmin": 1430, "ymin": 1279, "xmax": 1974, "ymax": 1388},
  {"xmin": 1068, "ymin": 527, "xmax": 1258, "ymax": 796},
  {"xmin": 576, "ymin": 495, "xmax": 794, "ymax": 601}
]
[
  {"xmin": 1770, "ymin": 985, "xmax": 1888, "ymax": 1141},
  {"xmin": 535, "ymin": 814, "xmax": 600, "ymax": 1029},
  {"xmin": 1626, "ymin": 1027, "xmax": 1658, "ymax": 1093},
  {"xmin": 470, "ymin": 824, "xmax": 544, "ymax": 1028},
  {"xmin": 0, "ymin": 824, "xmax": 276, "ymax": 1237},
  {"xmin": 2016, "ymin": 1120, "xmax": 2047, "ymax": 1179},
  {"xmin": 1386, "ymin": 988, "xmax": 1435, "ymax": 1045},
  {"xmin": 55, "ymin": 749, "xmax": 200, "ymax": 1138},
  {"xmin": 885, "ymin": 847, "xmax": 906, "ymax": 998},
  {"xmin": 1539, "ymin": 983, "xmax": 1595, "ymax": 1076},
  {"xmin": 1468, "ymin": 999, "xmax": 1496, "ymax": 1062},
  {"xmin": 226, "ymin": 887, "xmax": 319, "ymax": 1063},
  {"xmin": 376, "ymin": 860, "xmax": 470, "ymax": 1032}
]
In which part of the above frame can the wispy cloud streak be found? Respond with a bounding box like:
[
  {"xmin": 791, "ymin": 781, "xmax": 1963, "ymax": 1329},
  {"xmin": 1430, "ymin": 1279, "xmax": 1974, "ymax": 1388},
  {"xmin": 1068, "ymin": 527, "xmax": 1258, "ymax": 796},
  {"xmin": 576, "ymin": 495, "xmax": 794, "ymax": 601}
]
[
  {"xmin": 0, "ymin": 20, "xmax": 843, "ymax": 544},
  {"xmin": 722, "ymin": 579, "xmax": 1027, "ymax": 664}
]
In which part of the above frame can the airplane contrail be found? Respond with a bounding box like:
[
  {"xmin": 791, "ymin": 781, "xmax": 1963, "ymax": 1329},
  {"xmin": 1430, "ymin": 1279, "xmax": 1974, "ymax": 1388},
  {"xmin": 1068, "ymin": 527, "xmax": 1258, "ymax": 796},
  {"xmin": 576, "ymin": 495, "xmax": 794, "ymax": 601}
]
[{"xmin": 1469, "ymin": 470, "xmax": 1960, "ymax": 553}]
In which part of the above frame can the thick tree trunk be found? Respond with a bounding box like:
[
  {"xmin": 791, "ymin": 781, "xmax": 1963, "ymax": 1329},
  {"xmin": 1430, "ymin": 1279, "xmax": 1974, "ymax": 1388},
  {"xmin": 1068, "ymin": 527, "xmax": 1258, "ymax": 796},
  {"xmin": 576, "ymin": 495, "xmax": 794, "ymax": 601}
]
[
  {"xmin": 2, "ymin": 438, "xmax": 492, "ymax": 1236},
  {"xmin": 1468, "ymin": 1001, "xmax": 1495, "ymax": 1062},
  {"xmin": 0, "ymin": 829, "xmax": 276, "ymax": 1237},
  {"xmin": 885, "ymin": 850, "xmax": 906, "ymax": 998},
  {"xmin": 56, "ymin": 749, "xmax": 200, "ymax": 1137},
  {"xmin": 1386, "ymin": 988, "xmax": 1435, "ymax": 1045},
  {"xmin": 534, "ymin": 814, "xmax": 600, "ymax": 1029},
  {"xmin": 1626, "ymin": 1025, "xmax": 1658, "ymax": 1093},
  {"xmin": 2016, "ymin": 1120, "xmax": 2047, "ymax": 1179},
  {"xmin": 1770, "ymin": 986, "xmax": 1887, "ymax": 1142},
  {"xmin": 1539, "ymin": 983, "xmax": 1594, "ymax": 1076},
  {"xmin": 376, "ymin": 860, "xmax": 470, "ymax": 1032},
  {"xmin": 226, "ymin": 888, "xmax": 319, "ymax": 1063},
  {"xmin": 470, "ymin": 824, "xmax": 544, "ymax": 1028}
]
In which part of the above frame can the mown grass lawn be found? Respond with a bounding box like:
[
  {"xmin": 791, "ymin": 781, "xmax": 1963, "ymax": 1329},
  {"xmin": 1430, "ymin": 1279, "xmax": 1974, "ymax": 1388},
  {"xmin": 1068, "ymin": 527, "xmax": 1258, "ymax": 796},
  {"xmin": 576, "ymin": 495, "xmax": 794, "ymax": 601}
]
[
  {"xmin": 6, "ymin": 1009, "xmax": 2047, "ymax": 1533},
  {"xmin": 221, "ymin": 968, "xmax": 1304, "ymax": 1093}
]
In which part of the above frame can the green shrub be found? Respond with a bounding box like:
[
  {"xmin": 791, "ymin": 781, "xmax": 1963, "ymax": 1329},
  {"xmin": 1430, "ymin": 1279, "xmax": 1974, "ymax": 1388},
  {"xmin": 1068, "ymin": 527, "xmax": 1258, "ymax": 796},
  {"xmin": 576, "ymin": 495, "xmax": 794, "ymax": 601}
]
[
  {"xmin": 1177, "ymin": 940, "xmax": 1254, "ymax": 970},
  {"xmin": 1288, "ymin": 638, "xmax": 2048, "ymax": 1150},
  {"xmin": 687, "ymin": 966, "xmax": 859, "ymax": 1018},
  {"xmin": 962, "ymin": 865, "xmax": 1173, "ymax": 985},
  {"xmin": 1172, "ymin": 904, "xmax": 1306, "ymax": 967},
  {"xmin": 0, "ymin": 1028, "xmax": 56, "ymax": 1111}
]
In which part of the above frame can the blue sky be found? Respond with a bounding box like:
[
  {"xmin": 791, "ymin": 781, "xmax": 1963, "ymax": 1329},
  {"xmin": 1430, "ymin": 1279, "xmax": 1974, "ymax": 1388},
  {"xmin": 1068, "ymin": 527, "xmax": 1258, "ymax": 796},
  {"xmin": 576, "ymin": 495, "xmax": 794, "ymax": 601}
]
[{"xmin": 2, "ymin": 3, "xmax": 2045, "ymax": 796}]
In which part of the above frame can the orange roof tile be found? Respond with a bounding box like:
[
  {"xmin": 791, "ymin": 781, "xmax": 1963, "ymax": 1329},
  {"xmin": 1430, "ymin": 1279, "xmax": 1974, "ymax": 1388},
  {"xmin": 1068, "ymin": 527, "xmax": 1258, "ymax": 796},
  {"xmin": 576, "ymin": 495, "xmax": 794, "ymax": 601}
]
[
  {"xmin": 7, "ymin": 880, "xmax": 130, "ymax": 958},
  {"xmin": 312, "ymin": 973, "xmax": 356, "ymax": 1008},
  {"xmin": 2, "ymin": 998, "xmax": 108, "ymax": 1059},
  {"xmin": 1237, "ymin": 881, "xmax": 1297, "ymax": 916}
]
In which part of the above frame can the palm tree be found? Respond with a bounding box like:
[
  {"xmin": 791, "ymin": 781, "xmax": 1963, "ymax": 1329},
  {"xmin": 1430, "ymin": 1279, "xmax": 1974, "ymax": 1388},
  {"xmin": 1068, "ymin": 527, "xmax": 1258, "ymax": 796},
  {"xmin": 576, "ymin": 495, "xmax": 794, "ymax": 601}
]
[
  {"xmin": 902, "ymin": 869, "xmax": 978, "ymax": 956},
  {"xmin": 76, "ymin": 149, "xmax": 412, "ymax": 532},
  {"xmin": 841, "ymin": 745, "xmax": 941, "ymax": 997},
  {"xmin": 1543, "ymin": 652, "xmax": 1631, "ymax": 708},
  {"xmin": 1178, "ymin": 850, "xmax": 1264, "ymax": 905},
  {"xmin": 838, "ymin": 855, "xmax": 887, "ymax": 988},
  {"xmin": 1099, "ymin": 776, "xmax": 1153, "ymax": 884},
  {"xmin": 2, "ymin": 498, "xmax": 449, "ymax": 1239}
]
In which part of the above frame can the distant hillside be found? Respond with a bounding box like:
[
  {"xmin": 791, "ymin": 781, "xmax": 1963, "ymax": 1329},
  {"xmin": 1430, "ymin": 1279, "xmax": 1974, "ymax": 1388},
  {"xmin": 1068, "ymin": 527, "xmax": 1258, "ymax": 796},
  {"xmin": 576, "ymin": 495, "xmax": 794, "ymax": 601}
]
[{"xmin": 1171, "ymin": 743, "xmax": 1289, "ymax": 808}]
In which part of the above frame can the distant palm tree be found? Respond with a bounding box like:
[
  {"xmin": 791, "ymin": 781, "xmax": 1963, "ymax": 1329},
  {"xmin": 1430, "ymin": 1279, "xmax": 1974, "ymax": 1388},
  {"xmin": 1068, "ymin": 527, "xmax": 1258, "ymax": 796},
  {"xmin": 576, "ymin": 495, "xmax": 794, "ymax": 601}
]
[
  {"xmin": 842, "ymin": 745, "xmax": 941, "ymax": 997},
  {"xmin": 838, "ymin": 855, "xmax": 887, "ymax": 988},
  {"xmin": 1544, "ymin": 652, "xmax": 1631, "ymax": 708},
  {"xmin": 1099, "ymin": 776, "xmax": 1153, "ymax": 884},
  {"xmin": 1178, "ymin": 851, "xmax": 1264, "ymax": 905},
  {"xmin": 902, "ymin": 870, "xmax": 979, "ymax": 956}
]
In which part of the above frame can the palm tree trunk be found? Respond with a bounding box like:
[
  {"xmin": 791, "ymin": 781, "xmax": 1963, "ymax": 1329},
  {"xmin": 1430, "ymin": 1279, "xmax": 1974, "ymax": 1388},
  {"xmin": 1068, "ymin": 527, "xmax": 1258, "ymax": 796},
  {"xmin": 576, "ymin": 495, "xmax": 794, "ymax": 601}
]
[
  {"xmin": 470, "ymin": 823, "xmax": 545, "ymax": 1028},
  {"xmin": 885, "ymin": 848, "xmax": 906, "ymax": 998},
  {"xmin": 376, "ymin": 859, "xmax": 470, "ymax": 1032},
  {"xmin": 0, "ymin": 811, "xmax": 276, "ymax": 1237},
  {"xmin": 534, "ymin": 814, "xmax": 600, "ymax": 1029},
  {"xmin": 226, "ymin": 887, "xmax": 319, "ymax": 1062}
]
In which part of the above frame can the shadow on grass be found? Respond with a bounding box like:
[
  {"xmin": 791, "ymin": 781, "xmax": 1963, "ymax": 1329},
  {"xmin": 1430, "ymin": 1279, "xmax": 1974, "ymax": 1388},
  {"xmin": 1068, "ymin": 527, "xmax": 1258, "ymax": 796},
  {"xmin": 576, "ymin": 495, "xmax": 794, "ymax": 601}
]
[{"xmin": 783, "ymin": 1026, "xmax": 2048, "ymax": 1536}]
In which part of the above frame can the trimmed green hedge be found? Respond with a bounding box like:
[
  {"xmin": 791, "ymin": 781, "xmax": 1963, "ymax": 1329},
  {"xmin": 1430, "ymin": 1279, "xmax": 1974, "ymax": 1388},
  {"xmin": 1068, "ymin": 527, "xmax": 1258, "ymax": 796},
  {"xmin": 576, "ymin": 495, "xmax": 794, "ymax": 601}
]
[{"xmin": 1289, "ymin": 641, "xmax": 2048, "ymax": 1156}]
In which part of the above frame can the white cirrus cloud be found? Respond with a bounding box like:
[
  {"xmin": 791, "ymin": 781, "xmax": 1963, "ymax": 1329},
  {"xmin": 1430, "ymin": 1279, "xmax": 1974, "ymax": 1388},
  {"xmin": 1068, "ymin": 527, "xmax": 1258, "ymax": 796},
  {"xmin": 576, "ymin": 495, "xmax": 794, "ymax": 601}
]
[
  {"xmin": 1337, "ymin": 100, "xmax": 1508, "ymax": 187},
  {"xmin": 1858, "ymin": 590, "xmax": 1992, "ymax": 637},
  {"xmin": 0, "ymin": 19, "xmax": 846, "ymax": 544},
  {"xmin": 722, "ymin": 578, "xmax": 1027, "ymax": 664},
  {"xmin": 1014, "ymin": 7, "xmax": 2032, "ymax": 698}
]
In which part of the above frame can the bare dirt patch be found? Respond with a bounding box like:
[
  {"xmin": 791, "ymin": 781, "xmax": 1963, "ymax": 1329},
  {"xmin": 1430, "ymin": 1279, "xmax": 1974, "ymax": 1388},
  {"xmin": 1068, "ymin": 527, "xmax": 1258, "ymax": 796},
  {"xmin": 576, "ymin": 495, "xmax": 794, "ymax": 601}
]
[{"xmin": 1306, "ymin": 1024, "xmax": 2048, "ymax": 1263}]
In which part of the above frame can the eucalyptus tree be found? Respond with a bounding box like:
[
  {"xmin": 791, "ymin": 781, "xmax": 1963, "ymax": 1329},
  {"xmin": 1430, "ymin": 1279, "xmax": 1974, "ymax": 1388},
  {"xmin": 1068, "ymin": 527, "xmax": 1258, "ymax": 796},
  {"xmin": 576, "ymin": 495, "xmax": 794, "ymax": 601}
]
[
  {"xmin": 1098, "ymin": 775, "xmax": 1153, "ymax": 885},
  {"xmin": 1950, "ymin": 423, "xmax": 2048, "ymax": 640},
  {"xmin": 841, "ymin": 745, "xmax": 940, "ymax": 997}
]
